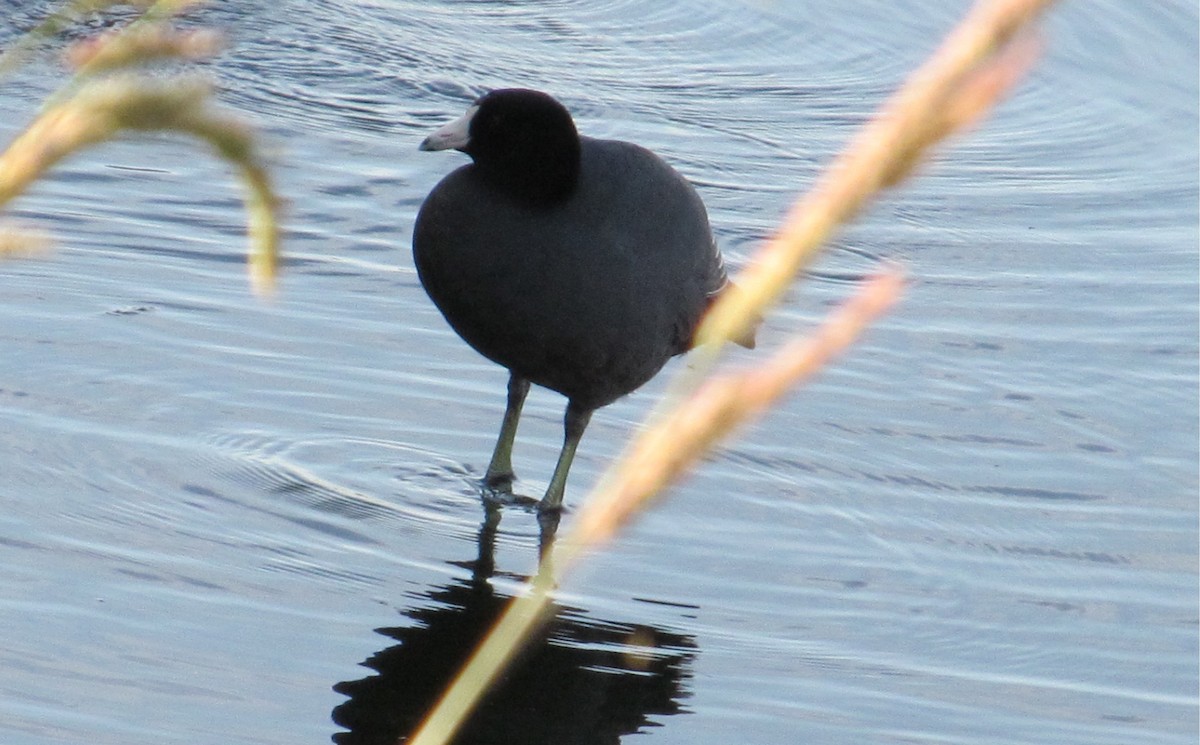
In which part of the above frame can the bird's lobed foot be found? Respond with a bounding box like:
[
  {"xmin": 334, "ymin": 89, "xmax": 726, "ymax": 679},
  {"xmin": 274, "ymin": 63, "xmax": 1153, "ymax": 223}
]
[
  {"xmin": 483, "ymin": 490, "xmax": 537, "ymax": 508},
  {"xmin": 481, "ymin": 475, "xmax": 540, "ymax": 508},
  {"xmin": 483, "ymin": 471, "xmax": 516, "ymax": 493},
  {"xmin": 481, "ymin": 471, "xmax": 515, "ymax": 506}
]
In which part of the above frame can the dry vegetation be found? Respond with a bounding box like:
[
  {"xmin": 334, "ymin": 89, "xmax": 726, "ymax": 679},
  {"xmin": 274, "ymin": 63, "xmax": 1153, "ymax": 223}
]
[
  {"xmin": 0, "ymin": 0, "xmax": 279, "ymax": 292},
  {"xmin": 409, "ymin": 1, "xmax": 1056, "ymax": 743},
  {"xmin": 0, "ymin": 1, "xmax": 1060, "ymax": 743}
]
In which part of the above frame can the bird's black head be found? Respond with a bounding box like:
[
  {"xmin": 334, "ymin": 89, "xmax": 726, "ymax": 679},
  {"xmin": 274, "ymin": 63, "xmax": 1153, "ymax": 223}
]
[{"xmin": 421, "ymin": 88, "xmax": 582, "ymax": 207}]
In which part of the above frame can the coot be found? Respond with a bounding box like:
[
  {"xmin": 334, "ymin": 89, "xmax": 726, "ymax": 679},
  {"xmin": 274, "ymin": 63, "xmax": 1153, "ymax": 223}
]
[{"xmin": 414, "ymin": 88, "xmax": 751, "ymax": 512}]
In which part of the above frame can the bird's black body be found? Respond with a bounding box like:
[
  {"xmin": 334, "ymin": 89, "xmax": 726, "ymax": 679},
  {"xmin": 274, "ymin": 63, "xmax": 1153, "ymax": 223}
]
[
  {"xmin": 415, "ymin": 135, "xmax": 723, "ymax": 410},
  {"xmin": 413, "ymin": 89, "xmax": 742, "ymax": 510}
]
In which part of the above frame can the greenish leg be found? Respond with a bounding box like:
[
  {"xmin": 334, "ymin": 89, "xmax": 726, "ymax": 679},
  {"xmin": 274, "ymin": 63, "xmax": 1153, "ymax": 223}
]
[
  {"xmin": 484, "ymin": 373, "xmax": 529, "ymax": 492},
  {"xmin": 539, "ymin": 401, "xmax": 593, "ymax": 512}
]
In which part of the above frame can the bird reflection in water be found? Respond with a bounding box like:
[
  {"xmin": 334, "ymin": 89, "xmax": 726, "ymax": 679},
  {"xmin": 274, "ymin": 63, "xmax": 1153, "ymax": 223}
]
[{"xmin": 331, "ymin": 504, "xmax": 697, "ymax": 744}]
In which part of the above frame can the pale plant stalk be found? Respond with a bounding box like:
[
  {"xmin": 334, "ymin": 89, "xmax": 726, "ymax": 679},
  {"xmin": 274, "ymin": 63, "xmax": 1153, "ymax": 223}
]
[
  {"xmin": 696, "ymin": 0, "xmax": 1050, "ymax": 351},
  {"xmin": 407, "ymin": 268, "xmax": 905, "ymax": 745},
  {"xmin": 408, "ymin": 1, "xmax": 1058, "ymax": 744},
  {"xmin": 0, "ymin": 1, "xmax": 281, "ymax": 293},
  {"xmin": 67, "ymin": 26, "xmax": 225, "ymax": 77},
  {"xmin": 0, "ymin": 225, "xmax": 52, "ymax": 257},
  {"xmin": 0, "ymin": 0, "xmax": 204, "ymax": 77}
]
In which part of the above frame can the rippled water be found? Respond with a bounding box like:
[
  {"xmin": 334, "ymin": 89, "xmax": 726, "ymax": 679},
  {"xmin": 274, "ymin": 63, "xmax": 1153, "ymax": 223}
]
[{"xmin": 1, "ymin": 1, "xmax": 1196, "ymax": 744}]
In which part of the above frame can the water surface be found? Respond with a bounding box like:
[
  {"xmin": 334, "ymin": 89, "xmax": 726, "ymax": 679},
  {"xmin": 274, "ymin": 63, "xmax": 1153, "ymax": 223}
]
[{"xmin": 0, "ymin": 1, "xmax": 1196, "ymax": 744}]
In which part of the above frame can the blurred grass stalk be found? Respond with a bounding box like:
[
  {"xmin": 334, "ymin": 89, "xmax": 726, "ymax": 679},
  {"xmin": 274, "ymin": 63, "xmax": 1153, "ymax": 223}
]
[
  {"xmin": 409, "ymin": 0, "xmax": 1056, "ymax": 743},
  {"xmin": 0, "ymin": 0, "xmax": 279, "ymax": 294},
  {"xmin": 0, "ymin": 0, "xmax": 207, "ymax": 77}
]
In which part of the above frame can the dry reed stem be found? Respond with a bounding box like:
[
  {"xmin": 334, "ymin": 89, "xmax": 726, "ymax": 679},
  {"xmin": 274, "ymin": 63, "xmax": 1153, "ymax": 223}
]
[
  {"xmin": 66, "ymin": 26, "xmax": 225, "ymax": 74},
  {"xmin": 1, "ymin": 1, "xmax": 277, "ymax": 292},
  {"xmin": 695, "ymin": 0, "xmax": 1053, "ymax": 350},
  {"xmin": 0, "ymin": 76, "xmax": 280, "ymax": 293},
  {"xmin": 407, "ymin": 1, "xmax": 1056, "ymax": 743},
  {"xmin": 574, "ymin": 268, "xmax": 905, "ymax": 543},
  {"xmin": 410, "ymin": 270, "xmax": 904, "ymax": 745},
  {"xmin": 0, "ymin": 226, "xmax": 52, "ymax": 257},
  {"xmin": 0, "ymin": 0, "xmax": 204, "ymax": 77}
]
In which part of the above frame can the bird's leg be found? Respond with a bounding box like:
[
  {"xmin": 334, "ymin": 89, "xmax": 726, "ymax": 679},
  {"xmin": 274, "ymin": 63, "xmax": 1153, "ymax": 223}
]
[
  {"xmin": 484, "ymin": 373, "xmax": 530, "ymax": 493},
  {"xmin": 539, "ymin": 401, "xmax": 593, "ymax": 512}
]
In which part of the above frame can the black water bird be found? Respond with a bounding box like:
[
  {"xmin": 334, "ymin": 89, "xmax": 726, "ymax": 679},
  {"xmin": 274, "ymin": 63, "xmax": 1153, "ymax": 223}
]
[{"xmin": 414, "ymin": 88, "xmax": 752, "ymax": 512}]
